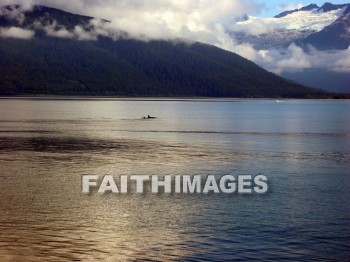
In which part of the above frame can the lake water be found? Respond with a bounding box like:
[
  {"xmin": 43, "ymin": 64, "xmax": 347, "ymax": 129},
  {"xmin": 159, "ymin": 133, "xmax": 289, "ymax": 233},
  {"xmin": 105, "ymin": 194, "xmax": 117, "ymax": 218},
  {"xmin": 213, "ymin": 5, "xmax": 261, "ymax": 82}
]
[{"xmin": 0, "ymin": 98, "xmax": 349, "ymax": 261}]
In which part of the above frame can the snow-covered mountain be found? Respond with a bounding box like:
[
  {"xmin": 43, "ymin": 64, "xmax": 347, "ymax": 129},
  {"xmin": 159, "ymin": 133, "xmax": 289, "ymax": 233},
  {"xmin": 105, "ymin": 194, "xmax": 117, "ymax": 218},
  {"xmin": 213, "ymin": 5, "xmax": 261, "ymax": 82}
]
[
  {"xmin": 230, "ymin": 2, "xmax": 350, "ymax": 93},
  {"xmin": 231, "ymin": 2, "xmax": 350, "ymax": 50},
  {"xmin": 297, "ymin": 11, "xmax": 350, "ymax": 50},
  {"xmin": 241, "ymin": 4, "xmax": 346, "ymax": 32}
]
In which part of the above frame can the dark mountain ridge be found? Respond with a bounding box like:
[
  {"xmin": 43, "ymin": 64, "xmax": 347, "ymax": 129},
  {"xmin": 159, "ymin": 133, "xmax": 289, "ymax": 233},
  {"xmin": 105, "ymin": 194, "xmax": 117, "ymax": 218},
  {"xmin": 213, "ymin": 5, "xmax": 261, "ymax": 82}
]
[
  {"xmin": 275, "ymin": 4, "xmax": 319, "ymax": 18},
  {"xmin": 320, "ymin": 2, "xmax": 350, "ymax": 12},
  {"xmin": 0, "ymin": 5, "xmax": 97, "ymax": 28},
  {"xmin": 275, "ymin": 3, "xmax": 350, "ymax": 18}
]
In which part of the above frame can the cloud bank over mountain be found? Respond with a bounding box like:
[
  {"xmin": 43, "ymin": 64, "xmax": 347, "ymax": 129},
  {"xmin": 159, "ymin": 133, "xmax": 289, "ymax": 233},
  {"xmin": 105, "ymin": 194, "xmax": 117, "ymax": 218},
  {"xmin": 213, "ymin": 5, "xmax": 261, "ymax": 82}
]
[
  {"xmin": 256, "ymin": 44, "xmax": 350, "ymax": 74},
  {"xmin": 0, "ymin": 0, "xmax": 263, "ymax": 59}
]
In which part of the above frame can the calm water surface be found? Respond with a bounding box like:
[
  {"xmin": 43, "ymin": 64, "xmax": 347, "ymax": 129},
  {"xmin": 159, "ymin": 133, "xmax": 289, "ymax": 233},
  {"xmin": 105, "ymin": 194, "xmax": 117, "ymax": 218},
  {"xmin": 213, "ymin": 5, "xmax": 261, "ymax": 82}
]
[{"xmin": 0, "ymin": 99, "xmax": 349, "ymax": 261}]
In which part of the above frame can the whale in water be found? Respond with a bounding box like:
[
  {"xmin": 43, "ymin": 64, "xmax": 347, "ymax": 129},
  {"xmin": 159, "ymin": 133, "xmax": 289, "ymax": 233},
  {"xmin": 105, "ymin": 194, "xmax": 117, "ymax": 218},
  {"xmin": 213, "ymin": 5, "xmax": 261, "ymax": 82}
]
[{"xmin": 143, "ymin": 114, "xmax": 156, "ymax": 119}]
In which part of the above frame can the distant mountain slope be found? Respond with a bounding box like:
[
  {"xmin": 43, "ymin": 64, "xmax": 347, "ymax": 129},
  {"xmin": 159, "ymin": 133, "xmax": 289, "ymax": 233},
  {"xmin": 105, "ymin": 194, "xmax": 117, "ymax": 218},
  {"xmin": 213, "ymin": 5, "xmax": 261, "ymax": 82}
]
[
  {"xmin": 234, "ymin": 2, "xmax": 350, "ymax": 50},
  {"xmin": 297, "ymin": 12, "xmax": 350, "ymax": 50},
  {"xmin": 0, "ymin": 5, "xmax": 327, "ymax": 98},
  {"xmin": 0, "ymin": 37, "xmax": 326, "ymax": 97},
  {"xmin": 282, "ymin": 69, "xmax": 350, "ymax": 94}
]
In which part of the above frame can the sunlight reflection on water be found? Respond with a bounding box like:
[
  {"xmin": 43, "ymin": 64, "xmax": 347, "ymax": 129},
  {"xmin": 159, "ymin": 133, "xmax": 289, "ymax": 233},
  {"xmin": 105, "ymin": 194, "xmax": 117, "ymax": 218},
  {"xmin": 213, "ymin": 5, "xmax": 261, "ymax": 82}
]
[{"xmin": 0, "ymin": 99, "xmax": 349, "ymax": 261}]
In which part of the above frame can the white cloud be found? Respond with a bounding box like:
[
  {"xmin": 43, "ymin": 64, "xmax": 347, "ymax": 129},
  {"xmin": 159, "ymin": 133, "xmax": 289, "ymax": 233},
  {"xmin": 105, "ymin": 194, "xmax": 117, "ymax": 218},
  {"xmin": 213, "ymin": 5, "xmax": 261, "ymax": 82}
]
[
  {"xmin": 256, "ymin": 44, "xmax": 312, "ymax": 73},
  {"xmin": 310, "ymin": 47, "xmax": 350, "ymax": 73},
  {"xmin": 71, "ymin": 0, "xmax": 262, "ymax": 44},
  {"xmin": 0, "ymin": 0, "xmax": 263, "ymax": 53},
  {"xmin": 277, "ymin": 3, "xmax": 304, "ymax": 11},
  {"xmin": 32, "ymin": 19, "xmax": 99, "ymax": 41},
  {"xmin": 230, "ymin": 17, "xmax": 275, "ymax": 35},
  {"xmin": 73, "ymin": 25, "xmax": 97, "ymax": 41},
  {"xmin": 252, "ymin": 44, "xmax": 350, "ymax": 74},
  {"xmin": 0, "ymin": 26, "xmax": 34, "ymax": 39},
  {"xmin": 0, "ymin": 0, "xmax": 261, "ymax": 21},
  {"xmin": 0, "ymin": 0, "xmax": 262, "ymax": 43},
  {"xmin": 34, "ymin": 20, "xmax": 74, "ymax": 38}
]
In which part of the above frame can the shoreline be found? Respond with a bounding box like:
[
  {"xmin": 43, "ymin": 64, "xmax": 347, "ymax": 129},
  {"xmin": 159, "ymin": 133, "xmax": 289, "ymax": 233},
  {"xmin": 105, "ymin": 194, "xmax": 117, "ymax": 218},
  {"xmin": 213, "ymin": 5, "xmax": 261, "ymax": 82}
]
[{"xmin": 0, "ymin": 96, "xmax": 349, "ymax": 102}]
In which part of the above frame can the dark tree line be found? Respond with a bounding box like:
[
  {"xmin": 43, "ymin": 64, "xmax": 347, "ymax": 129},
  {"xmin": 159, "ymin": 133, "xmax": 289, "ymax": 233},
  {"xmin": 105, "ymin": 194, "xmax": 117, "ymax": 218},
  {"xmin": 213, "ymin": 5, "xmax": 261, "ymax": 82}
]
[{"xmin": 0, "ymin": 37, "xmax": 330, "ymax": 98}]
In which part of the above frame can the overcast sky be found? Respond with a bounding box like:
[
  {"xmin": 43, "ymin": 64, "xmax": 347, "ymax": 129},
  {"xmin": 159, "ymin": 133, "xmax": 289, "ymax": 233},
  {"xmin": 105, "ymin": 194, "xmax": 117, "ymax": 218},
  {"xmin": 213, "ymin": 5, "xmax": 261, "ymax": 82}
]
[
  {"xmin": 0, "ymin": 0, "xmax": 262, "ymax": 18},
  {"xmin": 257, "ymin": 0, "xmax": 348, "ymax": 17},
  {"xmin": 1, "ymin": 0, "xmax": 347, "ymax": 18}
]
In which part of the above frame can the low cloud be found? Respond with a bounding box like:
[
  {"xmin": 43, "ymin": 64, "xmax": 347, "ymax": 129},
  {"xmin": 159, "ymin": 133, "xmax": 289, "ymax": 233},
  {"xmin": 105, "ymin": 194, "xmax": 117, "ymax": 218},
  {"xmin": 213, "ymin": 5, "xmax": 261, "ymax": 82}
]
[
  {"xmin": 229, "ymin": 18, "xmax": 276, "ymax": 35},
  {"xmin": 0, "ymin": 0, "xmax": 262, "ymax": 43},
  {"xmin": 34, "ymin": 20, "xmax": 98, "ymax": 41},
  {"xmin": 255, "ymin": 44, "xmax": 312, "ymax": 73},
  {"xmin": 0, "ymin": 26, "xmax": 34, "ymax": 39},
  {"xmin": 332, "ymin": 49, "xmax": 350, "ymax": 72},
  {"xmin": 253, "ymin": 44, "xmax": 350, "ymax": 74}
]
